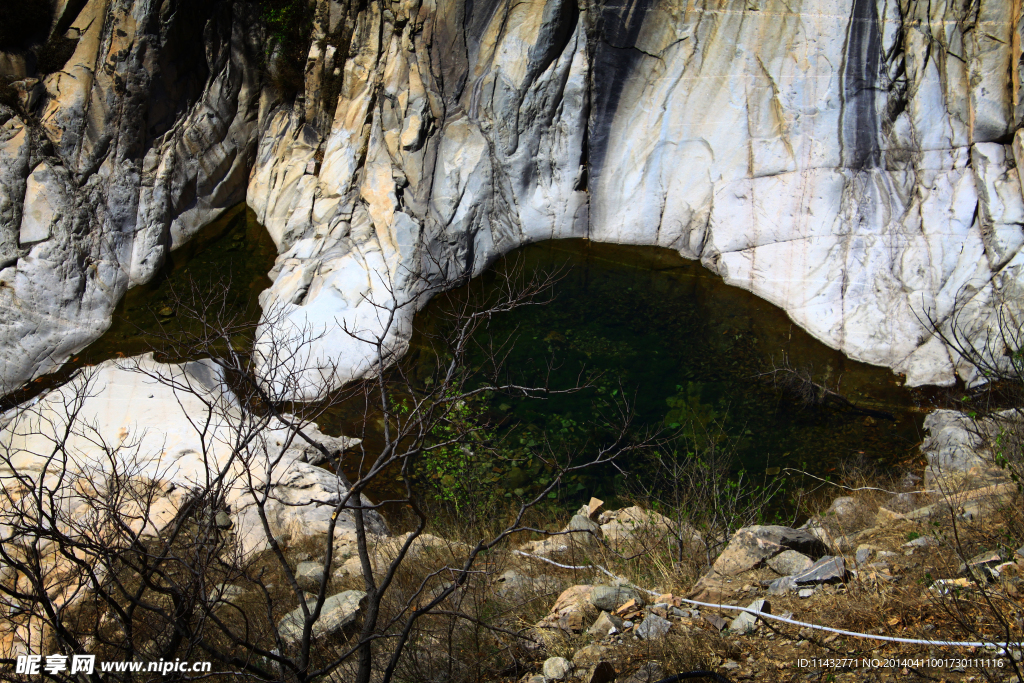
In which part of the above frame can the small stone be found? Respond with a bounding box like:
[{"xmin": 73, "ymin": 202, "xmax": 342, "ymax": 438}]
[
  {"xmin": 767, "ymin": 576, "xmax": 796, "ymax": 595},
  {"xmin": 903, "ymin": 535, "xmax": 938, "ymax": 548},
  {"xmin": 722, "ymin": 660, "xmax": 740, "ymax": 670},
  {"xmin": 798, "ymin": 588, "xmax": 814, "ymax": 599},
  {"xmin": 855, "ymin": 545, "xmax": 875, "ymax": 565},
  {"xmin": 622, "ymin": 620, "xmax": 633, "ymax": 628},
  {"xmin": 767, "ymin": 549, "xmax": 814, "ymax": 576},
  {"xmin": 543, "ymin": 657, "xmax": 573, "ymax": 680},
  {"xmin": 703, "ymin": 614, "xmax": 727, "ymax": 631},
  {"xmin": 729, "ymin": 598, "xmax": 770, "ymax": 633},
  {"xmin": 792, "ymin": 556, "xmax": 847, "ymax": 585},
  {"xmin": 635, "ymin": 614, "xmax": 671, "ymax": 640}
]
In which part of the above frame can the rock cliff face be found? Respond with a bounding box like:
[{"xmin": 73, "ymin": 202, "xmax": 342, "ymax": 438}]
[
  {"xmin": 0, "ymin": 0, "xmax": 260, "ymax": 390},
  {"xmin": 4, "ymin": 0, "xmax": 1024, "ymax": 392}
]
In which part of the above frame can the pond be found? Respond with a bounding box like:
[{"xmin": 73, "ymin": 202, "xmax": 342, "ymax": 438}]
[{"xmin": 379, "ymin": 239, "xmax": 930, "ymax": 511}]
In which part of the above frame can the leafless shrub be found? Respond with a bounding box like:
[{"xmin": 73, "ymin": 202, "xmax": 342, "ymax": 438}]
[{"xmin": 0, "ymin": 257, "xmax": 650, "ymax": 683}]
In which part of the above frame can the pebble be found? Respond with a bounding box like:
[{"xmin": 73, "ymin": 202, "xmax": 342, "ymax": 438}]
[{"xmin": 798, "ymin": 588, "xmax": 814, "ymax": 599}]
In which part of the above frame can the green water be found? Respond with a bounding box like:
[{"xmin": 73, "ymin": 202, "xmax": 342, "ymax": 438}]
[{"xmin": 392, "ymin": 239, "xmax": 928, "ymax": 506}]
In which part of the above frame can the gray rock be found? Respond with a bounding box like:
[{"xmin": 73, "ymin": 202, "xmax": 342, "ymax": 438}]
[
  {"xmin": 590, "ymin": 584, "xmax": 642, "ymax": 612},
  {"xmin": 713, "ymin": 526, "xmax": 827, "ymax": 576},
  {"xmin": 635, "ymin": 613, "xmax": 671, "ymax": 640},
  {"xmin": 278, "ymin": 590, "xmax": 366, "ymax": 644},
  {"xmin": 798, "ymin": 588, "xmax": 814, "ymax": 599},
  {"xmin": 767, "ymin": 550, "xmax": 814, "ymax": 576},
  {"xmin": 855, "ymin": 545, "xmax": 876, "ymax": 565},
  {"xmin": 543, "ymin": 657, "xmax": 573, "ymax": 681},
  {"xmin": 792, "ymin": 556, "xmax": 847, "ymax": 585},
  {"xmin": 767, "ymin": 576, "xmax": 796, "ymax": 595},
  {"xmin": 904, "ymin": 535, "xmax": 939, "ymax": 548},
  {"xmin": 214, "ymin": 510, "xmax": 233, "ymax": 529},
  {"xmin": 296, "ymin": 561, "xmax": 326, "ymax": 589},
  {"xmin": 587, "ymin": 611, "xmax": 624, "ymax": 638},
  {"xmin": 729, "ymin": 599, "xmax": 770, "ymax": 633}
]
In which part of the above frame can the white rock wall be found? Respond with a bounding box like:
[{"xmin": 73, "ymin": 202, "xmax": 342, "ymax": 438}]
[
  {"xmin": 245, "ymin": 0, "xmax": 1024, "ymax": 395},
  {"xmin": 5, "ymin": 0, "xmax": 1024, "ymax": 396}
]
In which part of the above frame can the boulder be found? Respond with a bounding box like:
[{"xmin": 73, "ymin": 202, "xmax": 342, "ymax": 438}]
[
  {"xmin": 712, "ymin": 526, "xmax": 827, "ymax": 576},
  {"xmin": 535, "ymin": 585, "xmax": 596, "ymax": 632},
  {"xmin": 278, "ymin": 590, "xmax": 366, "ymax": 644},
  {"xmin": 590, "ymin": 584, "xmax": 643, "ymax": 612},
  {"xmin": 542, "ymin": 657, "xmax": 573, "ymax": 681}
]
